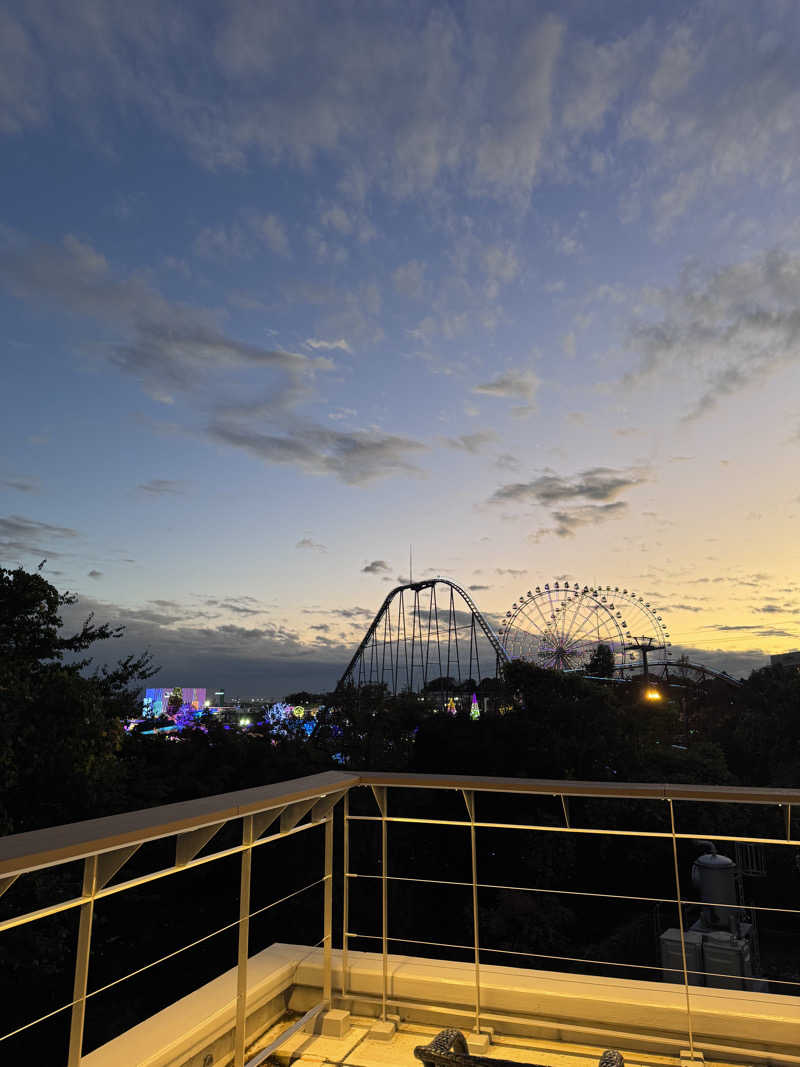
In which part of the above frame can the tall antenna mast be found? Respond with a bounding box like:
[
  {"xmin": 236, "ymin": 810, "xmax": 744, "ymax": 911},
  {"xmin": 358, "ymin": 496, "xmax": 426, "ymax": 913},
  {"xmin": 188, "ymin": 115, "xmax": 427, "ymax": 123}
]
[{"xmin": 409, "ymin": 544, "xmax": 413, "ymax": 584}]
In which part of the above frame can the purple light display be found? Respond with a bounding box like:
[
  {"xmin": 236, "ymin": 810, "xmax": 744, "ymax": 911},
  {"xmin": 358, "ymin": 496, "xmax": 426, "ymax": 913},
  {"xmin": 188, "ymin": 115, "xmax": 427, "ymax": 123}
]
[{"xmin": 143, "ymin": 687, "xmax": 206, "ymax": 716}]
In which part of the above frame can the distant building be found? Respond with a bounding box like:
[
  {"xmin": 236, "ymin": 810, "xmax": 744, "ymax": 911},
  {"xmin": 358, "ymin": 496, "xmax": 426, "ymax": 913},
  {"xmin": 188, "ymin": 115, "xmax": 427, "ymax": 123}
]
[
  {"xmin": 214, "ymin": 689, "xmax": 225, "ymax": 706},
  {"xmin": 770, "ymin": 650, "xmax": 800, "ymax": 670},
  {"xmin": 143, "ymin": 687, "xmax": 206, "ymax": 716}
]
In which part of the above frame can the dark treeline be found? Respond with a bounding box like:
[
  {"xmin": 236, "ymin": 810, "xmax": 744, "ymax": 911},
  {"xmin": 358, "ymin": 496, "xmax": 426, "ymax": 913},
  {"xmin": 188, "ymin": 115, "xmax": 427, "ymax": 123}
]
[{"xmin": 2, "ymin": 565, "xmax": 799, "ymax": 1056}]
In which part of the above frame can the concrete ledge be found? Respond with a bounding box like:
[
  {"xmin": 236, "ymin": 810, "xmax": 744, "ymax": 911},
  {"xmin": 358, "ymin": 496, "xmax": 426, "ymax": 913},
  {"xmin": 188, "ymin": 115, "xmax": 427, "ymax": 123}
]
[{"xmin": 81, "ymin": 943, "xmax": 312, "ymax": 1067}]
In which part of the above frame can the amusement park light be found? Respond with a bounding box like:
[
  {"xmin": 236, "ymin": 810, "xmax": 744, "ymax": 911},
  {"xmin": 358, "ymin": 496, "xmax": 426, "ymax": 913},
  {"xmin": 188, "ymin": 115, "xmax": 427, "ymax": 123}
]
[{"xmin": 643, "ymin": 688, "xmax": 662, "ymax": 702}]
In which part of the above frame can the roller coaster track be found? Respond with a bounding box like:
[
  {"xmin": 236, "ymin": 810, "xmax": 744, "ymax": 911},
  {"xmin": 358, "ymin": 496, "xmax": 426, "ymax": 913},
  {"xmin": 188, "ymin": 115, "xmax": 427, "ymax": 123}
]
[
  {"xmin": 639, "ymin": 660, "xmax": 743, "ymax": 687},
  {"xmin": 337, "ymin": 577, "xmax": 509, "ymax": 694}
]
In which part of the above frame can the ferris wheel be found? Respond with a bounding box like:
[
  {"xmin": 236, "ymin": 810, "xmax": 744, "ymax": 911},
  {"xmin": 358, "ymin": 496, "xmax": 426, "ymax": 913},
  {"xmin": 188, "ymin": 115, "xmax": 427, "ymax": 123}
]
[{"xmin": 498, "ymin": 580, "xmax": 671, "ymax": 673}]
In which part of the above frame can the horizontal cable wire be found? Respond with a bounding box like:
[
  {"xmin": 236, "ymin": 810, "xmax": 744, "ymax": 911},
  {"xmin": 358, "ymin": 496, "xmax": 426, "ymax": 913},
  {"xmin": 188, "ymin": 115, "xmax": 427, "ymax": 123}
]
[
  {"xmin": 346, "ymin": 930, "xmax": 800, "ymax": 990},
  {"xmin": 347, "ymin": 870, "xmax": 800, "ymax": 917},
  {"xmin": 346, "ymin": 812, "xmax": 796, "ymax": 847},
  {"xmin": 0, "ymin": 817, "xmax": 325, "ymax": 936},
  {"xmin": 0, "ymin": 994, "xmax": 79, "ymax": 1044},
  {"xmin": 0, "ymin": 875, "xmax": 327, "ymax": 1045},
  {"xmin": 86, "ymin": 876, "xmax": 327, "ymax": 1001}
]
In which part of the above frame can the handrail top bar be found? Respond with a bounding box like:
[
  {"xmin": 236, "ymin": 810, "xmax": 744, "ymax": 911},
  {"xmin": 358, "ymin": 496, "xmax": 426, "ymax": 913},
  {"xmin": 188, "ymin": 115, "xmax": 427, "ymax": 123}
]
[
  {"xmin": 0, "ymin": 771, "xmax": 358, "ymax": 879},
  {"xmin": 356, "ymin": 771, "xmax": 800, "ymax": 805},
  {"xmin": 1, "ymin": 770, "xmax": 796, "ymax": 879}
]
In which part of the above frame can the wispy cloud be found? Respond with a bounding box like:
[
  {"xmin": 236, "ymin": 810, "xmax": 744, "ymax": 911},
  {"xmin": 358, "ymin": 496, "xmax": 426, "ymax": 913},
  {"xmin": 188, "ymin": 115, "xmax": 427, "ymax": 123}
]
[
  {"xmin": 444, "ymin": 432, "xmax": 496, "ymax": 454},
  {"xmin": 296, "ymin": 537, "xmax": 327, "ymax": 552},
  {"xmin": 0, "ymin": 233, "xmax": 312, "ymax": 403},
  {"xmin": 626, "ymin": 249, "xmax": 800, "ymax": 418},
  {"xmin": 490, "ymin": 466, "xmax": 648, "ymax": 506},
  {"xmin": 138, "ymin": 479, "xmax": 184, "ymax": 495},
  {"xmin": 0, "ymin": 514, "xmax": 79, "ymax": 560},
  {"xmin": 490, "ymin": 465, "xmax": 648, "ymax": 541},
  {"xmin": 208, "ymin": 422, "xmax": 427, "ymax": 485},
  {"xmin": 473, "ymin": 370, "xmax": 540, "ymax": 401},
  {"xmin": 1, "ymin": 477, "xmax": 38, "ymax": 492},
  {"xmin": 305, "ymin": 338, "xmax": 352, "ymax": 353}
]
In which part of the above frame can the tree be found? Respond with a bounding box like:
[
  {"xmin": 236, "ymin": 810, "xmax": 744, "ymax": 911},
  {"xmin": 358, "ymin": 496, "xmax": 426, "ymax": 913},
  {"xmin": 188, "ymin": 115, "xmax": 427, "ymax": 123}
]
[
  {"xmin": 0, "ymin": 564, "xmax": 155, "ymax": 833},
  {"xmin": 587, "ymin": 642, "xmax": 615, "ymax": 677},
  {"xmin": 167, "ymin": 686, "xmax": 185, "ymax": 715}
]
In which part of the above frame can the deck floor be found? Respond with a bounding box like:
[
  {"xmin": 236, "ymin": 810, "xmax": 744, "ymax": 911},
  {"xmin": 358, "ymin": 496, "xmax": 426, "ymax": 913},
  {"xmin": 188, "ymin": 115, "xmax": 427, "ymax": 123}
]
[{"xmin": 245, "ymin": 1016, "xmax": 733, "ymax": 1067}]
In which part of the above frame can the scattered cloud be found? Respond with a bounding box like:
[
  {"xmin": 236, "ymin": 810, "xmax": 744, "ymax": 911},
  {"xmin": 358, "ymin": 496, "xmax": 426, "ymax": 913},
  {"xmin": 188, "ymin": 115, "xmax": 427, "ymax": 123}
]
[
  {"xmin": 305, "ymin": 338, "xmax": 352, "ymax": 353},
  {"xmin": 57, "ymin": 594, "xmax": 351, "ymax": 694},
  {"xmin": 393, "ymin": 260, "xmax": 426, "ymax": 299},
  {"xmin": 472, "ymin": 369, "xmax": 540, "ymax": 401},
  {"xmin": 444, "ymin": 432, "xmax": 496, "ymax": 454},
  {"xmin": 138, "ymin": 479, "xmax": 184, "ymax": 495},
  {"xmin": 1, "ymin": 4, "xmax": 798, "ymax": 221},
  {"xmin": 626, "ymin": 248, "xmax": 800, "ymax": 418},
  {"xmin": 469, "ymin": 584, "xmax": 490, "ymax": 591},
  {"xmin": 87, "ymin": 569, "xmax": 103, "ymax": 579},
  {"xmin": 296, "ymin": 537, "xmax": 327, "ymax": 552},
  {"xmin": 545, "ymin": 501, "xmax": 627, "ymax": 538},
  {"xmin": 257, "ymin": 213, "xmax": 290, "ymax": 256},
  {"xmin": 495, "ymin": 453, "xmax": 520, "ymax": 471},
  {"xmin": 0, "ymin": 514, "xmax": 79, "ymax": 560},
  {"xmin": 362, "ymin": 560, "xmax": 391, "ymax": 575},
  {"xmin": 490, "ymin": 465, "xmax": 648, "ymax": 507},
  {"xmin": 0, "ymin": 233, "xmax": 313, "ymax": 403},
  {"xmin": 490, "ymin": 465, "xmax": 647, "ymax": 542},
  {"xmin": 1, "ymin": 477, "xmax": 38, "ymax": 492},
  {"xmin": 495, "ymin": 568, "xmax": 527, "ymax": 578},
  {"xmin": 208, "ymin": 422, "xmax": 427, "ymax": 485}
]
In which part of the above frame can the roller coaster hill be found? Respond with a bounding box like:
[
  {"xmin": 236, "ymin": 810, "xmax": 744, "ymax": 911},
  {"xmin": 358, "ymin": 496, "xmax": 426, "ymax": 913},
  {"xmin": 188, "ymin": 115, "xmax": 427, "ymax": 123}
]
[{"xmin": 334, "ymin": 576, "xmax": 741, "ymax": 710}]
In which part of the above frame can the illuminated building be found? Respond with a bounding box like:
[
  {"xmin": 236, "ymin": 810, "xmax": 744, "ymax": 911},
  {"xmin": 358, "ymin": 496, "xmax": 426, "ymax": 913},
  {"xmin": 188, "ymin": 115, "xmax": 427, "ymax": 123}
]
[{"xmin": 143, "ymin": 687, "xmax": 207, "ymax": 716}]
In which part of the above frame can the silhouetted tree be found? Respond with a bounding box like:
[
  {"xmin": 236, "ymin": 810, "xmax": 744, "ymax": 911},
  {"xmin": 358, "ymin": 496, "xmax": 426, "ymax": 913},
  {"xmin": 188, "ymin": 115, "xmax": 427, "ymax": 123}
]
[
  {"xmin": 0, "ymin": 564, "xmax": 155, "ymax": 833},
  {"xmin": 587, "ymin": 642, "xmax": 615, "ymax": 677}
]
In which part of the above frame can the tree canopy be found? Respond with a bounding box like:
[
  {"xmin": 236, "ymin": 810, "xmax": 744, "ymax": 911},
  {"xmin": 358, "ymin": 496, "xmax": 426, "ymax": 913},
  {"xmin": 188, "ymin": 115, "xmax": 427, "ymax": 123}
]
[{"xmin": 0, "ymin": 565, "xmax": 155, "ymax": 833}]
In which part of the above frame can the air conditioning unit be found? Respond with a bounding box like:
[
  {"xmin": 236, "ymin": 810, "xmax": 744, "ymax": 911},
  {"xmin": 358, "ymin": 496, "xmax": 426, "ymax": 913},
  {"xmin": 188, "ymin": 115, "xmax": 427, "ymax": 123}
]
[{"xmin": 659, "ymin": 928, "xmax": 704, "ymax": 985}]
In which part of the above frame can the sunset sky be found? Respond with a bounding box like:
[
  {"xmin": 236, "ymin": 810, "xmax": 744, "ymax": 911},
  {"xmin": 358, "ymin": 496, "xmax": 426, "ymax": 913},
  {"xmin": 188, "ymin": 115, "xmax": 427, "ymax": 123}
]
[{"xmin": 2, "ymin": 1, "xmax": 799, "ymax": 693}]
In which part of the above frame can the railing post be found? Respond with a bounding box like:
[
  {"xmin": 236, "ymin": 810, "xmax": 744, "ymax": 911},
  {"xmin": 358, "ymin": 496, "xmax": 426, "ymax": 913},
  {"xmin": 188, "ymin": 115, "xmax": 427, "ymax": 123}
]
[
  {"xmin": 234, "ymin": 815, "xmax": 254, "ymax": 1067},
  {"xmin": 668, "ymin": 798, "xmax": 695, "ymax": 1059},
  {"xmin": 67, "ymin": 853, "xmax": 98, "ymax": 1067},
  {"xmin": 323, "ymin": 812, "xmax": 333, "ymax": 1005},
  {"xmin": 342, "ymin": 790, "xmax": 350, "ymax": 1000},
  {"xmin": 462, "ymin": 790, "xmax": 481, "ymax": 1034},
  {"xmin": 371, "ymin": 785, "xmax": 389, "ymax": 1021}
]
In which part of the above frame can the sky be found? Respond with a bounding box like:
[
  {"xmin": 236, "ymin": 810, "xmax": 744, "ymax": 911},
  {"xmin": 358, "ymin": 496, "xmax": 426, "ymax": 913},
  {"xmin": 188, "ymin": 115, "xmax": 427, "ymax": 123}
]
[{"xmin": 2, "ymin": 0, "xmax": 800, "ymax": 695}]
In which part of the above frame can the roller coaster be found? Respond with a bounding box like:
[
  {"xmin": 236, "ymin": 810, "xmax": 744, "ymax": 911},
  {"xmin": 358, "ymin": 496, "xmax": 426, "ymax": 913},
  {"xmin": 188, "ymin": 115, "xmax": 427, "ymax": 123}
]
[{"xmin": 337, "ymin": 577, "xmax": 508, "ymax": 693}]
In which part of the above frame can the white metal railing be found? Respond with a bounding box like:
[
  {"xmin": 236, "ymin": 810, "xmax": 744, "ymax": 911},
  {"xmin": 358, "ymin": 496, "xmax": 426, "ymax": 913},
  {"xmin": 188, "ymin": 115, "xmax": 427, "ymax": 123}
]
[{"xmin": 0, "ymin": 771, "xmax": 798, "ymax": 1064}]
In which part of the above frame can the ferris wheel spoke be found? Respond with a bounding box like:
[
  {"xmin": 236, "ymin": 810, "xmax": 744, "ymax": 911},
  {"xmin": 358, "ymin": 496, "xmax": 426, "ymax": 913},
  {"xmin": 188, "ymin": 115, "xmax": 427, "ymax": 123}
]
[
  {"xmin": 560, "ymin": 590, "xmax": 586, "ymax": 643},
  {"xmin": 530, "ymin": 592, "xmax": 553, "ymax": 633},
  {"xmin": 561, "ymin": 597, "xmax": 598, "ymax": 646}
]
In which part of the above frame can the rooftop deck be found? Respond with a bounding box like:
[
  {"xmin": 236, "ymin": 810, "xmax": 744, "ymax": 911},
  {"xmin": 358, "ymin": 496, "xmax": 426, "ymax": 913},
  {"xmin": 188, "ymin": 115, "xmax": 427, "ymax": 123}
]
[{"xmin": 1, "ymin": 772, "xmax": 798, "ymax": 1065}]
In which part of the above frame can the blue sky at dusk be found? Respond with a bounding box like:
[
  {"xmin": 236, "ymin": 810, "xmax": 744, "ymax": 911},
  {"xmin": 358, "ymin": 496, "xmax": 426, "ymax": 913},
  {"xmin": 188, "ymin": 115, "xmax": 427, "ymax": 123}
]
[{"xmin": 2, "ymin": 1, "xmax": 800, "ymax": 693}]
